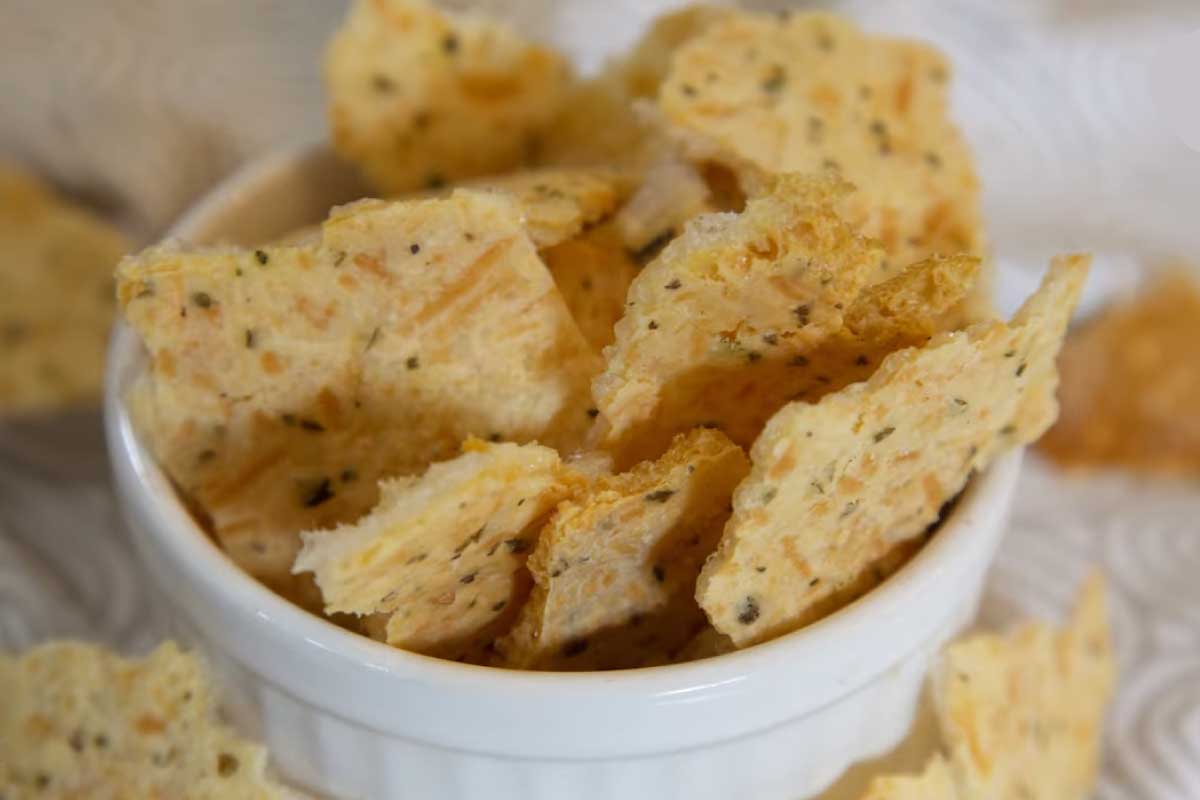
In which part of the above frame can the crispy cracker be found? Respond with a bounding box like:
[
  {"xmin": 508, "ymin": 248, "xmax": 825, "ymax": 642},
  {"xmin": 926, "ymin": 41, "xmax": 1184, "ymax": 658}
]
[
  {"xmin": 500, "ymin": 428, "xmax": 748, "ymax": 670},
  {"xmin": 612, "ymin": 5, "xmax": 736, "ymax": 100},
  {"xmin": 593, "ymin": 174, "xmax": 898, "ymax": 467},
  {"xmin": 294, "ymin": 439, "xmax": 584, "ymax": 660},
  {"xmin": 854, "ymin": 756, "xmax": 958, "ymax": 800},
  {"xmin": 658, "ymin": 11, "xmax": 985, "ymax": 276},
  {"xmin": 0, "ymin": 641, "xmax": 283, "ymax": 798},
  {"xmin": 542, "ymin": 222, "xmax": 640, "ymax": 351},
  {"xmin": 1040, "ymin": 270, "xmax": 1200, "ymax": 475},
  {"xmin": 934, "ymin": 574, "xmax": 1115, "ymax": 799},
  {"xmin": 614, "ymin": 158, "xmax": 715, "ymax": 257},
  {"xmin": 698, "ymin": 255, "xmax": 1089, "ymax": 646},
  {"xmin": 326, "ymin": 0, "xmax": 572, "ymax": 195},
  {"xmin": 118, "ymin": 190, "xmax": 599, "ymax": 596},
  {"xmin": 0, "ymin": 164, "xmax": 128, "ymax": 415}
]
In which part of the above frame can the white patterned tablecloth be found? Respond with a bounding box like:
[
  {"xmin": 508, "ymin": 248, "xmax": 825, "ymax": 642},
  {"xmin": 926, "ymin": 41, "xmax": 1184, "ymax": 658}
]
[{"xmin": 2, "ymin": 2, "xmax": 1199, "ymax": 797}]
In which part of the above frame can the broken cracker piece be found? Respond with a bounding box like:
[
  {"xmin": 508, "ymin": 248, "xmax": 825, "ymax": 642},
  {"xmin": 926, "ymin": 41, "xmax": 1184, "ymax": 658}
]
[
  {"xmin": 659, "ymin": 11, "xmax": 985, "ymax": 274},
  {"xmin": 612, "ymin": 5, "xmax": 736, "ymax": 100},
  {"xmin": 855, "ymin": 756, "xmax": 958, "ymax": 800},
  {"xmin": 592, "ymin": 173, "xmax": 885, "ymax": 467},
  {"xmin": 698, "ymin": 255, "xmax": 1089, "ymax": 647},
  {"xmin": 0, "ymin": 164, "xmax": 128, "ymax": 415},
  {"xmin": 934, "ymin": 574, "xmax": 1115, "ymax": 800},
  {"xmin": 294, "ymin": 439, "xmax": 584, "ymax": 661},
  {"xmin": 0, "ymin": 641, "xmax": 283, "ymax": 798},
  {"xmin": 1039, "ymin": 270, "xmax": 1200, "ymax": 475},
  {"xmin": 118, "ymin": 190, "xmax": 598, "ymax": 595},
  {"xmin": 500, "ymin": 428, "xmax": 748, "ymax": 670},
  {"xmin": 542, "ymin": 222, "xmax": 640, "ymax": 351},
  {"xmin": 614, "ymin": 158, "xmax": 715, "ymax": 257},
  {"xmin": 326, "ymin": 0, "xmax": 572, "ymax": 195}
]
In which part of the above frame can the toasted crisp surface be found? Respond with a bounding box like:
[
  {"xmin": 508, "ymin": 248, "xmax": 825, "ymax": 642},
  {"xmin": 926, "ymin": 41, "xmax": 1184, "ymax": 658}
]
[
  {"xmin": 326, "ymin": 0, "xmax": 572, "ymax": 195},
  {"xmin": 0, "ymin": 642, "xmax": 282, "ymax": 798},
  {"xmin": 500, "ymin": 429, "xmax": 748, "ymax": 670},
  {"xmin": 118, "ymin": 190, "xmax": 598, "ymax": 595},
  {"xmin": 614, "ymin": 158, "xmax": 715, "ymax": 256},
  {"xmin": 855, "ymin": 756, "xmax": 958, "ymax": 800},
  {"xmin": 934, "ymin": 574, "xmax": 1116, "ymax": 800},
  {"xmin": 294, "ymin": 440, "xmax": 583, "ymax": 660},
  {"xmin": 0, "ymin": 164, "xmax": 128, "ymax": 415},
  {"xmin": 1040, "ymin": 270, "xmax": 1200, "ymax": 475},
  {"xmin": 659, "ymin": 11, "xmax": 984, "ymax": 275},
  {"xmin": 612, "ymin": 5, "xmax": 735, "ymax": 100},
  {"xmin": 592, "ymin": 174, "xmax": 887, "ymax": 467},
  {"xmin": 542, "ymin": 223, "xmax": 640, "ymax": 352},
  {"xmin": 698, "ymin": 255, "xmax": 1088, "ymax": 646}
]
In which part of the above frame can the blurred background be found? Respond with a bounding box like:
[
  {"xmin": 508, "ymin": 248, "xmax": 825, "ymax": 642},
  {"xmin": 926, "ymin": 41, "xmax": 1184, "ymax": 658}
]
[{"xmin": 2, "ymin": 2, "xmax": 1199, "ymax": 798}]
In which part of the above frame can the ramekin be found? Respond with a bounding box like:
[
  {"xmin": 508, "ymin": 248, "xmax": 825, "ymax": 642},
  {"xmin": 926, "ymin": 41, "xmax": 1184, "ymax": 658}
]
[{"xmin": 105, "ymin": 142, "xmax": 1022, "ymax": 800}]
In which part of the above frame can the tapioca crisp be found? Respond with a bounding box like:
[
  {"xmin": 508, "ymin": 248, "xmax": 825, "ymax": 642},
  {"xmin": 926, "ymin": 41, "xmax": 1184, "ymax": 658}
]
[
  {"xmin": 934, "ymin": 574, "xmax": 1115, "ymax": 800},
  {"xmin": 541, "ymin": 222, "xmax": 640, "ymax": 352},
  {"xmin": 0, "ymin": 164, "xmax": 128, "ymax": 415},
  {"xmin": 117, "ymin": 190, "xmax": 598, "ymax": 595},
  {"xmin": 326, "ymin": 0, "xmax": 572, "ymax": 195},
  {"xmin": 0, "ymin": 641, "xmax": 284, "ymax": 798},
  {"xmin": 658, "ymin": 10, "xmax": 985, "ymax": 276},
  {"xmin": 697, "ymin": 255, "xmax": 1088, "ymax": 647},
  {"xmin": 591, "ymin": 173, "xmax": 884, "ymax": 467},
  {"xmin": 498, "ymin": 428, "xmax": 748, "ymax": 670},
  {"xmin": 294, "ymin": 439, "xmax": 585, "ymax": 661}
]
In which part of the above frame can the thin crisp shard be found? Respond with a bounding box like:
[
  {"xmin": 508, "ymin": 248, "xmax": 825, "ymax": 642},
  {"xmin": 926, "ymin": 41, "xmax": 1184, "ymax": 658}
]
[
  {"xmin": 934, "ymin": 574, "xmax": 1116, "ymax": 800},
  {"xmin": 500, "ymin": 429, "xmax": 748, "ymax": 670},
  {"xmin": 614, "ymin": 159, "xmax": 715, "ymax": 256},
  {"xmin": 294, "ymin": 440, "xmax": 584, "ymax": 660},
  {"xmin": 118, "ymin": 190, "xmax": 598, "ymax": 597},
  {"xmin": 542, "ymin": 223, "xmax": 640, "ymax": 351},
  {"xmin": 0, "ymin": 642, "xmax": 283, "ymax": 798},
  {"xmin": 593, "ymin": 173, "xmax": 889, "ymax": 467},
  {"xmin": 326, "ymin": 0, "xmax": 572, "ymax": 195},
  {"xmin": 0, "ymin": 164, "xmax": 128, "ymax": 414},
  {"xmin": 659, "ymin": 10, "xmax": 985, "ymax": 277},
  {"xmin": 1040, "ymin": 270, "xmax": 1200, "ymax": 475},
  {"xmin": 854, "ymin": 756, "xmax": 958, "ymax": 800},
  {"xmin": 698, "ymin": 255, "xmax": 1089, "ymax": 646}
]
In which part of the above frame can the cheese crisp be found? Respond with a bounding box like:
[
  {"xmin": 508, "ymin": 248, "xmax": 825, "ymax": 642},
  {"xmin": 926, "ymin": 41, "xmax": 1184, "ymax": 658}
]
[
  {"xmin": 698, "ymin": 256, "xmax": 1088, "ymax": 646},
  {"xmin": 659, "ymin": 10, "xmax": 985, "ymax": 274},
  {"xmin": 500, "ymin": 429, "xmax": 748, "ymax": 670},
  {"xmin": 0, "ymin": 164, "xmax": 127, "ymax": 414},
  {"xmin": 326, "ymin": 0, "xmax": 572, "ymax": 195},
  {"xmin": 119, "ymin": 191, "xmax": 598, "ymax": 597},
  {"xmin": 0, "ymin": 642, "xmax": 283, "ymax": 798},
  {"xmin": 294, "ymin": 440, "xmax": 584, "ymax": 661}
]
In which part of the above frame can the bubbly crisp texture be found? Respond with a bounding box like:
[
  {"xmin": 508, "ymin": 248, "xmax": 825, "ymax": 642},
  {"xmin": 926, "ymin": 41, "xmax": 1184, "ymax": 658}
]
[
  {"xmin": 1040, "ymin": 270, "xmax": 1200, "ymax": 475},
  {"xmin": 326, "ymin": 0, "xmax": 571, "ymax": 195},
  {"xmin": 0, "ymin": 642, "xmax": 283, "ymax": 799},
  {"xmin": 593, "ymin": 174, "xmax": 978, "ymax": 468},
  {"xmin": 118, "ymin": 191, "xmax": 598, "ymax": 597},
  {"xmin": 698, "ymin": 256, "xmax": 1088, "ymax": 646},
  {"xmin": 659, "ymin": 10, "xmax": 985, "ymax": 276},
  {"xmin": 499, "ymin": 429, "xmax": 748, "ymax": 670},
  {"xmin": 542, "ymin": 223, "xmax": 640, "ymax": 352},
  {"xmin": 934, "ymin": 574, "xmax": 1115, "ymax": 800},
  {"xmin": 294, "ymin": 440, "xmax": 584, "ymax": 661},
  {"xmin": 0, "ymin": 164, "xmax": 128, "ymax": 414}
]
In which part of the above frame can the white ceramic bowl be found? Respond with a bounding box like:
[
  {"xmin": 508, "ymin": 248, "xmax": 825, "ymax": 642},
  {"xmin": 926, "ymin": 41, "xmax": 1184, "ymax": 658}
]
[{"xmin": 105, "ymin": 142, "xmax": 1022, "ymax": 800}]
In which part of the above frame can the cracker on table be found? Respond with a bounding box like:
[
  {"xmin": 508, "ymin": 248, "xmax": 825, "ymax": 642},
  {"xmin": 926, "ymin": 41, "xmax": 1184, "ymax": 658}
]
[
  {"xmin": 294, "ymin": 439, "xmax": 584, "ymax": 661},
  {"xmin": 934, "ymin": 574, "xmax": 1115, "ymax": 800},
  {"xmin": 0, "ymin": 164, "xmax": 128, "ymax": 415},
  {"xmin": 326, "ymin": 0, "xmax": 572, "ymax": 195},
  {"xmin": 591, "ymin": 173, "xmax": 885, "ymax": 467},
  {"xmin": 1039, "ymin": 270, "xmax": 1200, "ymax": 475},
  {"xmin": 118, "ymin": 190, "xmax": 599, "ymax": 597},
  {"xmin": 658, "ymin": 11, "xmax": 985, "ymax": 279},
  {"xmin": 542, "ymin": 222, "xmax": 640, "ymax": 352},
  {"xmin": 0, "ymin": 641, "xmax": 283, "ymax": 798},
  {"xmin": 499, "ymin": 428, "xmax": 748, "ymax": 670},
  {"xmin": 697, "ymin": 255, "xmax": 1089, "ymax": 646}
]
